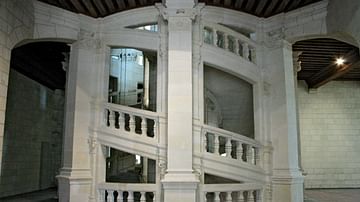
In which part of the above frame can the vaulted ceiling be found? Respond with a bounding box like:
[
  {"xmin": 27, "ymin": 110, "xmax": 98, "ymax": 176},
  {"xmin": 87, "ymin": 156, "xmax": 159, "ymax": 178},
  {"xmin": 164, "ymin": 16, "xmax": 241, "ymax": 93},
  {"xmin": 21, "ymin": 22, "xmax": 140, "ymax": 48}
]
[{"xmin": 37, "ymin": 0, "xmax": 322, "ymax": 18}]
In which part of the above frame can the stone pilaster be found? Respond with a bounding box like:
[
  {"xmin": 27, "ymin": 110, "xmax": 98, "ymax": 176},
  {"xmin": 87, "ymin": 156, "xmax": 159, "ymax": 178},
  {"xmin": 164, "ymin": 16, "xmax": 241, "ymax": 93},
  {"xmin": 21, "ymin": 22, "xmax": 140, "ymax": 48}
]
[
  {"xmin": 57, "ymin": 35, "xmax": 101, "ymax": 202},
  {"xmin": 159, "ymin": 1, "xmax": 200, "ymax": 201},
  {"xmin": 265, "ymin": 39, "xmax": 304, "ymax": 202}
]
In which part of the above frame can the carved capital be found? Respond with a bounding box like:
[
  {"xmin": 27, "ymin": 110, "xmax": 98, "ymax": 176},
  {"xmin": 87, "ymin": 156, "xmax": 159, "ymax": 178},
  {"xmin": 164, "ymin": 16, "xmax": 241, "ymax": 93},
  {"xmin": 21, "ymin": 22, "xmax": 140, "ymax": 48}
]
[
  {"xmin": 264, "ymin": 28, "xmax": 292, "ymax": 49},
  {"xmin": 88, "ymin": 137, "xmax": 98, "ymax": 154},
  {"xmin": 156, "ymin": 3, "xmax": 204, "ymax": 21},
  {"xmin": 77, "ymin": 30, "xmax": 101, "ymax": 50}
]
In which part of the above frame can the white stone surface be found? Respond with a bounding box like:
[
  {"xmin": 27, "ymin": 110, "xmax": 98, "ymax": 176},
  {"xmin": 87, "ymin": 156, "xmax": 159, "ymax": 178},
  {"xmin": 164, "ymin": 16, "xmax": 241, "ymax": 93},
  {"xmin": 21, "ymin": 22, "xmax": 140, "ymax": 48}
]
[{"xmin": 298, "ymin": 81, "xmax": 360, "ymax": 188}]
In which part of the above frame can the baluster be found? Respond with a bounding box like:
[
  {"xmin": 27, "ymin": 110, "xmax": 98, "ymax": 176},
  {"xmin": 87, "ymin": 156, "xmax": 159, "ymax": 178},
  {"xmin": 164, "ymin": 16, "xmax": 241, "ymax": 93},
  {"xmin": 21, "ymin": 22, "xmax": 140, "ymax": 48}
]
[
  {"xmin": 140, "ymin": 191, "xmax": 146, "ymax": 202},
  {"xmin": 213, "ymin": 29, "xmax": 218, "ymax": 46},
  {"xmin": 225, "ymin": 138, "xmax": 232, "ymax": 158},
  {"xmin": 98, "ymin": 189, "xmax": 105, "ymax": 202},
  {"xmin": 246, "ymin": 145, "xmax": 253, "ymax": 164},
  {"xmin": 224, "ymin": 33, "xmax": 229, "ymax": 50},
  {"xmin": 254, "ymin": 147, "xmax": 260, "ymax": 166},
  {"xmin": 129, "ymin": 115, "xmax": 136, "ymax": 132},
  {"xmin": 255, "ymin": 190, "xmax": 261, "ymax": 202},
  {"xmin": 214, "ymin": 134, "xmax": 220, "ymax": 155},
  {"xmin": 238, "ymin": 191, "xmax": 244, "ymax": 202},
  {"xmin": 108, "ymin": 190, "xmax": 114, "ymax": 202},
  {"xmin": 118, "ymin": 112, "xmax": 124, "ymax": 130},
  {"xmin": 117, "ymin": 191, "xmax": 123, "ymax": 202},
  {"xmin": 226, "ymin": 191, "xmax": 232, "ymax": 202},
  {"xmin": 237, "ymin": 142, "xmax": 243, "ymax": 161},
  {"xmin": 153, "ymin": 119, "xmax": 157, "ymax": 138},
  {"xmin": 235, "ymin": 39, "xmax": 240, "ymax": 56},
  {"xmin": 248, "ymin": 190, "xmax": 254, "ymax": 202},
  {"xmin": 109, "ymin": 110, "xmax": 115, "ymax": 128},
  {"xmin": 141, "ymin": 116, "xmax": 147, "ymax": 135},
  {"xmin": 204, "ymin": 132, "xmax": 208, "ymax": 152},
  {"xmin": 127, "ymin": 191, "xmax": 134, "ymax": 202},
  {"xmin": 152, "ymin": 192, "xmax": 156, "ymax": 201},
  {"xmin": 214, "ymin": 192, "xmax": 221, "ymax": 202},
  {"xmin": 204, "ymin": 192, "xmax": 208, "ymax": 202},
  {"xmin": 242, "ymin": 43, "xmax": 249, "ymax": 60},
  {"xmin": 249, "ymin": 47, "xmax": 256, "ymax": 62}
]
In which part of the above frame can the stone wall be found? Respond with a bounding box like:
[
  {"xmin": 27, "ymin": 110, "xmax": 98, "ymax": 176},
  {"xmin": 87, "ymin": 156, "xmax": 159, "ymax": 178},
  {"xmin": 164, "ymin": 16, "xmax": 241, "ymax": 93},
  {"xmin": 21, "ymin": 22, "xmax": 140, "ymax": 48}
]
[
  {"xmin": 298, "ymin": 80, "xmax": 360, "ymax": 188},
  {"xmin": 0, "ymin": 69, "xmax": 64, "ymax": 197},
  {"xmin": 0, "ymin": 0, "xmax": 34, "ymax": 186}
]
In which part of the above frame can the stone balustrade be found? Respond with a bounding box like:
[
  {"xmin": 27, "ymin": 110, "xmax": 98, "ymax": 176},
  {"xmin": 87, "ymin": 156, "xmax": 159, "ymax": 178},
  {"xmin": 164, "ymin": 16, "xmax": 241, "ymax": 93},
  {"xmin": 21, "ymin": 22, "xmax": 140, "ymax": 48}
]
[
  {"xmin": 202, "ymin": 22, "xmax": 257, "ymax": 64},
  {"xmin": 98, "ymin": 183, "xmax": 157, "ymax": 202},
  {"xmin": 202, "ymin": 183, "xmax": 262, "ymax": 202},
  {"xmin": 202, "ymin": 125, "xmax": 262, "ymax": 166},
  {"xmin": 104, "ymin": 103, "xmax": 159, "ymax": 139}
]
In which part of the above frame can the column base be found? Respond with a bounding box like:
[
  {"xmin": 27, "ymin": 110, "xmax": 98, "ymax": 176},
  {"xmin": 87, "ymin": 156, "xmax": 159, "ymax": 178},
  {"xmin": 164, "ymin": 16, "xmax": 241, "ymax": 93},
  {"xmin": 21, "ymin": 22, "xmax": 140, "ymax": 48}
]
[
  {"xmin": 57, "ymin": 168, "xmax": 92, "ymax": 202},
  {"xmin": 162, "ymin": 171, "xmax": 199, "ymax": 202},
  {"xmin": 271, "ymin": 170, "xmax": 304, "ymax": 202}
]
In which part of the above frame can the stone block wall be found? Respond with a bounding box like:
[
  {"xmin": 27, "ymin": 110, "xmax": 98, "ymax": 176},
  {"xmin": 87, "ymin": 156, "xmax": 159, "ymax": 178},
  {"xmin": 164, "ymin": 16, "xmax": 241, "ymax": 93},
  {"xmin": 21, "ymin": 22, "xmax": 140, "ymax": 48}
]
[
  {"xmin": 0, "ymin": 69, "xmax": 64, "ymax": 197},
  {"xmin": 0, "ymin": 0, "xmax": 34, "ymax": 187},
  {"xmin": 298, "ymin": 80, "xmax": 360, "ymax": 188}
]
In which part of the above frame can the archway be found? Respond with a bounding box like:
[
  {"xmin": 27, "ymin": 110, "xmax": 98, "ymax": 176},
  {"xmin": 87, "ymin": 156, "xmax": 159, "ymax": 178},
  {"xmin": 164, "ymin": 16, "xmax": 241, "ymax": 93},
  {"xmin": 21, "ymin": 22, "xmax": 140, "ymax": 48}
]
[{"xmin": 0, "ymin": 41, "xmax": 70, "ymax": 199}]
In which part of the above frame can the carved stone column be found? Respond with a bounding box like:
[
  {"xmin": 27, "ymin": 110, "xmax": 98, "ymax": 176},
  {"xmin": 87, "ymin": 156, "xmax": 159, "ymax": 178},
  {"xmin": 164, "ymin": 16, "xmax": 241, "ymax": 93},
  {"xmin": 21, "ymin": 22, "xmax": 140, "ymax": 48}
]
[
  {"xmin": 264, "ymin": 34, "xmax": 304, "ymax": 202},
  {"xmin": 158, "ymin": 2, "xmax": 200, "ymax": 201},
  {"xmin": 57, "ymin": 33, "xmax": 101, "ymax": 202}
]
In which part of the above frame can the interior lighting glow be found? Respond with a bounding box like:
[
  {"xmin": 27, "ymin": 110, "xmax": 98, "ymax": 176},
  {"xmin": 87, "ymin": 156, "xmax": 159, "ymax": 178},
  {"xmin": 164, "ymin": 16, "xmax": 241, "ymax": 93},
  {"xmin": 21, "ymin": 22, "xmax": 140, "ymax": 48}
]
[{"xmin": 336, "ymin": 57, "xmax": 345, "ymax": 65}]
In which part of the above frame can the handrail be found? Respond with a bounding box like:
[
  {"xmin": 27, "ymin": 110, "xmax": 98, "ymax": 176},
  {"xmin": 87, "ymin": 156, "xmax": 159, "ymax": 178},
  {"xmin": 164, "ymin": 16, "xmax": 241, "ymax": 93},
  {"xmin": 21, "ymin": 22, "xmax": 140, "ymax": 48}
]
[
  {"xmin": 202, "ymin": 21, "xmax": 257, "ymax": 63},
  {"xmin": 202, "ymin": 124, "xmax": 261, "ymax": 147},
  {"xmin": 104, "ymin": 102, "xmax": 159, "ymax": 119},
  {"xmin": 202, "ymin": 21, "xmax": 257, "ymax": 47},
  {"xmin": 202, "ymin": 183, "xmax": 262, "ymax": 192},
  {"xmin": 98, "ymin": 182, "xmax": 157, "ymax": 192},
  {"xmin": 202, "ymin": 124, "xmax": 263, "ymax": 166},
  {"xmin": 103, "ymin": 102, "xmax": 161, "ymax": 139}
]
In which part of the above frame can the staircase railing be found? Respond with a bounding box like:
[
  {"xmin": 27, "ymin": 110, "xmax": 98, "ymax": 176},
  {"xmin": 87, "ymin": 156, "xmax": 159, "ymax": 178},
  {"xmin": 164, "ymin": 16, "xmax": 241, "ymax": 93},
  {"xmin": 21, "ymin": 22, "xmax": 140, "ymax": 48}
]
[
  {"xmin": 201, "ymin": 183, "xmax": 262, "ymax": 202},
  {"xmin": 98, "ymin": 183, "xmax": 157, "ymax": 202},
  {"xmin": 202, "ymin": 125, "xmax": 262, "ymax": 166},
  {"xmin": 103, "ymin": 103, "xmax": 159, "ymax": 140},
  {"xmin": 202, "ymin": 21, "xmax": 257, "ymax": 64}
]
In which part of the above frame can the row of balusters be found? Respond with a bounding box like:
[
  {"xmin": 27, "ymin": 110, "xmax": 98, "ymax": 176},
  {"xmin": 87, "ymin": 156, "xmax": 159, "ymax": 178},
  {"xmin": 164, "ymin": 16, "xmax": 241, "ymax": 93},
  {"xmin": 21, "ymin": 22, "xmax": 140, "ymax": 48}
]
[
  {"xmin": 98, "ymin": 190, "xmax": 155, "ymax": 202},
  {"xmin": 105, "ymin": 108, "xmax": 157, "ymax": 138},
  {"xmin": 205, "ymin": 133, "xmax": 259, "ymax": 165},
  {"xmin": 205, "ymin": 190, "xmax": 261, "ymax": 202},
  {"xmin": 203, "ymin": 26, "xmax": 256, "ymax": 63}
]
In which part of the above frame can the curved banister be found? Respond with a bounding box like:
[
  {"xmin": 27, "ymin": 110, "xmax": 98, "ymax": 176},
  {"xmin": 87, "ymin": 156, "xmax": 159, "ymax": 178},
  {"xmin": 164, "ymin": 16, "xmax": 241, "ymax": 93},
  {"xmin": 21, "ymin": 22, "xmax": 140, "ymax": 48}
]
[
  {"xmin": 202, "ymin": 124, "xmax": 263, "ymax": 166},
  {"xmin": 202, "ymin": 20, "xmax": 258, "ymax": 64},
  {"xmin": 202, "ymin": 124, "xmax": 261, "ymax": 147}
]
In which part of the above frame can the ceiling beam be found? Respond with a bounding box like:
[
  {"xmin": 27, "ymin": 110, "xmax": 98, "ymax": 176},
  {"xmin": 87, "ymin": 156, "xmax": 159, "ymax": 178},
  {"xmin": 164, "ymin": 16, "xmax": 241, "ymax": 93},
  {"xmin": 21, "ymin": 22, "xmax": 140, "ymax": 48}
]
[
  {"xmin": 307, "ymin": 50, "xmax": 360, "ymax": 88},
  {"xmin": 263, "ymin": 0, "xmax": 281, "ymax": 17},
  {"xmin": 234, "ymin": 0, "xmax": 245, "ymax": 9},
  {"xmin": 58, "ymin": 0, "xmax": 74, "ymax": 11},
  {"xmin": 92, "ymin": 0, "xmax": 108, "ymax": 16},
  {"xmin": 68, "ymin": 0, "xmax": 87, "ymax": 14},
  {"xmin": 274, "ymin": 0, "xmax": 290, "ymax": 14},
  {"xmin": 104, "ymin": 0, "xmax": 116, "ymax": 13},
  {"xmin": 245, "ymin": 0, "xmax": 256, "ymax": 12},
  {"xmin": 127, "ymin": 0, "xmax": 137, "ymax": 8},
  {"xmin": 115, "ymin": 0, "xmax": 126, "ymax": 9},
  {"xmin": 224, "ymin": 0, "xmax": 232, "ymax": 7},
  {"xmin": 254, "ymin": 0, "xmax": 269, "ymax": 16},
  {"xmin": 80, "ymin": 0, "xmax": 98, "ymax": 17}
]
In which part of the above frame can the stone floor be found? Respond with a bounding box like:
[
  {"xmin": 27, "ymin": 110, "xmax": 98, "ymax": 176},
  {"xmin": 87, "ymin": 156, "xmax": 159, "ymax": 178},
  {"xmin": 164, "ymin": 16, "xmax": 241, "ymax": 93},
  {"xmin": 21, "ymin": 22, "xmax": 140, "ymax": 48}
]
[
  {"xmin": 304, "ymin": 189, "xmax": 360, "ymax": 202},
  {"xmin": 0, "ymin": 188, "xmax": 58, "ymax": 202}
]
